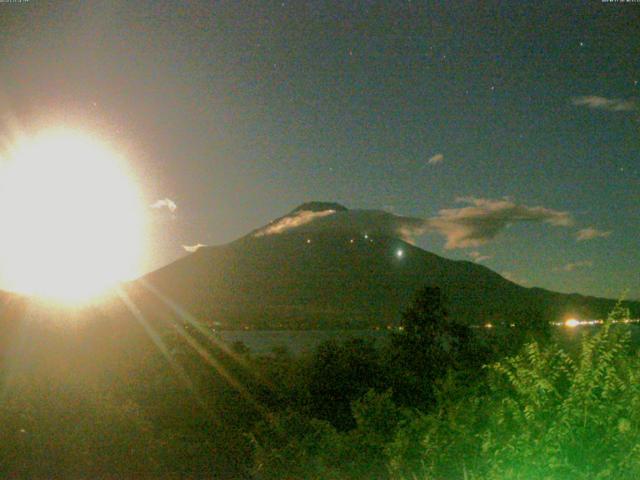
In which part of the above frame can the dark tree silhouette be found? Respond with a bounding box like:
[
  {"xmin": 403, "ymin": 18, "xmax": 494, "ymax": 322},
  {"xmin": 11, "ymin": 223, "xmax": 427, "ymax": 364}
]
[{"xmin": 389, "ymin": 286, "xmax": 485, "ymax": 406}]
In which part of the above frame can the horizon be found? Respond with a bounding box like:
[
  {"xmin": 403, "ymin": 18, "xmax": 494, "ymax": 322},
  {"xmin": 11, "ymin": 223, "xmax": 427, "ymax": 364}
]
[
  {"xmin": 162, "ymin": 201, "xmax": 640, "ymax": 302},
  {"xmin": 1, "ymin": 3, "xmax": 640, "ymax": 478},
  {"xmin": 0, "ymin": 1, "xmax": 638, "ymax": 300}
]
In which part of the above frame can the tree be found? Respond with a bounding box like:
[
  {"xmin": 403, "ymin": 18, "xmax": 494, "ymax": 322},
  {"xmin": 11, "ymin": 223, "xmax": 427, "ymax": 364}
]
[
  {"xmin": 388, "ymin": 286, "xmax": 484, "ymax": 407},
  {"xmin": 303, "ymin": 338, "xmax": 386, "ymax": 430}
]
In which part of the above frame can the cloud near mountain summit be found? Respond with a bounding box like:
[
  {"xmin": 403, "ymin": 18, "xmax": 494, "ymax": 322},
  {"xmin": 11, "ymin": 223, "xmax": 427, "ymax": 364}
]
[
  {"xmin": 255, "ymin": 209, "xmax": 338, "ymax": 236},
  {"xmin": 255, "ymin": 197, "xmax": 573, "ymax": 249},
  {"xmin": 429, "ymin": 197, "xmax": 573, "ymax": 249},
  {"xmin": 255, "ymin": 208, "xmax": 427, "ymax": 243}
]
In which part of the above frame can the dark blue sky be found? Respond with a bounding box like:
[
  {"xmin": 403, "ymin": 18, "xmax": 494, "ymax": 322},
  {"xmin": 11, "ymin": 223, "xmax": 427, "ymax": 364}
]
[{"xmin": 0, "ymin": 1, "xmax": 638, "ymax": 299}]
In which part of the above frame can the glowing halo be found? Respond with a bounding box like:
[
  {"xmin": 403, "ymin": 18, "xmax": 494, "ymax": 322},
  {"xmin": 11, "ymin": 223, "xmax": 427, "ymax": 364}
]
[
  {"xmin": 0, "ymin": 128, "xmax": 146, "ymax": 303},
  {"xmin": 565, "ymin": 318, "xmax": 580, "ymax": 328}
]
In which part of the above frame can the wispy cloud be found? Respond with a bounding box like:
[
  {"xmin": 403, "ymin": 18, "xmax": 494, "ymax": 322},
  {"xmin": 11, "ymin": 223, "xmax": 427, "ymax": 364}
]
[
  {"xmin": 428, "ymin": 197, "xmax": 573, "ymax": 249},
  {"xmin": 468, "ymin": 251, "xmax": 492, "ymax": 263},
  {"xmin": 427, "ymin": 153, "xmax": 444, "ymax": 165},
  {"xmin": 151, "ymin": 198, "xmax": 177, "ymax": 213},
  {"xmin": 556, "ymin": 260, "xmax": 593, "ymax": 272},
  {"xmin": 254, "ymin": 198, "xmax": 573, "ymax": 250},
  {"xmin": 255, "ymin": 209, "xmax": 337, "ymax": 236},
  {"xmin": 572, "ymin": 96, "xmax": 636, "ymax": 112},
  {"xmin": 576, "ymin": 227, "xmax": 611, "ymax": 241},
  {"xmin": 254, "ymin": 208, "xmax": 428, "ymax": 243},
  {"xmin": 182, "ymin": 243, "xmax": 206, "ymax": 253}
]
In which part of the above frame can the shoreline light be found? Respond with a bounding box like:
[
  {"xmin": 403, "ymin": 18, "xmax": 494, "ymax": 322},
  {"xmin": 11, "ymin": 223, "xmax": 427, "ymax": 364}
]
[{"xmin": 565, "ymin": 318, "xmax": 580, "ymax": 328}]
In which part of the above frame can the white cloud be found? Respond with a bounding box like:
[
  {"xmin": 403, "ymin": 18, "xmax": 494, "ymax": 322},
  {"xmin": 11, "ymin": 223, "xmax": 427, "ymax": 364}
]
[
  {"xmin": 427, "ymin": 197, "xmax": 573, "ymax": 249},
  {"xmin": 468, "ymin": 251, "xmax": 492, "ymax": 263},
  {"xmin": 254, "ymin": 198, "xmax": 574, "ymax": 250},
  {"xmin": 556, "ymin": 260, "xmax": 593, "ymax": 272},
  {"xmin": 151, "ymin": 198, "xmax": 177, "ymax": 213},
  {"xmin": 254, "ymin": 208, "xmax": 428, "ymax": 243},
  {"xmin": 255, "ymin": 209, "xmax": 337, "ymax": 236},
  {"xmin": 572, "ymin": 96, "xmax": 636, "ymax": 112},
  {"xmin": 427, "ymin": 153, "xmax": 444, "ymax": 165},
  {"xmin": 182, "ymin": 243, "xmax": 206, "ymax": 253},
  {"xmin": 576, "ymin": 227, "xmax": 611, "ymax": 241}
]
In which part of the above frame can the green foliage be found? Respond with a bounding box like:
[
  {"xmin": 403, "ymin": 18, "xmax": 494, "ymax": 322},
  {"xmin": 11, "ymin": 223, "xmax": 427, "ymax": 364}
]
[
  {"xmin": 250, "ymin": 409, "xmax": 344, "ymax": 479},
  {"xmin": 0, "ymin": 380, "xmax": 163, "ymax": 478},
  {"xmin": 352, "ymin": 389, "xmax": 399, "ymax": 444},
  {"xmin": 251, "ymin": 389, "xmax": 402, "ymax": 480},
  {"xmin": 480, "ymin": 305, "xmax": 640, "ymax": 479},
  {"xmin": 2, "ymin": 296, "xmax": 638, "ymax": 479},
  {"xmin": 386, "ymin": 373, "xmax": 488, "ymax": 479},
  {"xmin": 345, "ymin": 389, "xmax": 401, "ymax": 478},
  {"xmin": 301, "ymin": 337, "xmax": 387, "ymax": 429},
  {"xmin": 388, "ymin": 302, "xmax": 640, "ymax": 480}
]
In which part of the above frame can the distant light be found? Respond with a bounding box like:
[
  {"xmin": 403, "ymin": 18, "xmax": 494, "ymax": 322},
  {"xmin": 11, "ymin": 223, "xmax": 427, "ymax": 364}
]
[
  {"xmin": 484, "ymin": 323, "xmax": 493, "ymax": 329},
  {"xmin": 364, "ymin": 233, "xmax": 369, "ymax": 239},
  {"xmin": 396, "ymin": 249, "xmax": 404, "ymax": 258},
  {"xmin": 565, "ymin": 318, "xmax": 580, "ymax": 328},
  {"xmin": 306, "ymin": 238, "xmax": 311, "ymax": 244},
  {"xmin": 350, "ymin": 239, "xmax": 354, "ymax": 243}
]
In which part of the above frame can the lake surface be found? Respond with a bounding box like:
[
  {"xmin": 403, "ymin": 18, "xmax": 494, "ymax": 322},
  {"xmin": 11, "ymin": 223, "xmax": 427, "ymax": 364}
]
[
  {"xmin": 215, "ymin": 324, "xmax": 640, "ymax": 356},
  {"xmin": 214, "ymin": 329, "xmax": 388, "ymax": 354}
]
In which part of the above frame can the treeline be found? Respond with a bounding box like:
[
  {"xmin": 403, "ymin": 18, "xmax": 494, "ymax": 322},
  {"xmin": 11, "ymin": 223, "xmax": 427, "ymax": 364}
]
[{"xmin": 0, "ymin": 288, "xmax": 639, "ymax": 478}]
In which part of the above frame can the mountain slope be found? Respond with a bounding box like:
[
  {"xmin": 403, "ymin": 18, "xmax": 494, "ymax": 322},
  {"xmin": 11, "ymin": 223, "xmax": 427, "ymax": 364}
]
[{"xmin": 136, "ymin": 203, "xmax": 638, "ymax": 329}]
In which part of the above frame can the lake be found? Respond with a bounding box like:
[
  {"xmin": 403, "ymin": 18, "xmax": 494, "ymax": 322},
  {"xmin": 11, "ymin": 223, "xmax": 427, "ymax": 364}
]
[
  {"xmin": 214, "ymin": 329, "xmax": 388, "ymax": 355},
  {"xmin": 214, "ymin": 324, "xmax": 640, "ymax": 356}
]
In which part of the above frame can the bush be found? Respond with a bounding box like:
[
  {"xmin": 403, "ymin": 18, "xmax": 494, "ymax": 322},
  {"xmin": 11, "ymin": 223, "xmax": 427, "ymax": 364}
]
[{"xmin": 389, "ymin": 303, "xmax": 640, "ymax": 479}]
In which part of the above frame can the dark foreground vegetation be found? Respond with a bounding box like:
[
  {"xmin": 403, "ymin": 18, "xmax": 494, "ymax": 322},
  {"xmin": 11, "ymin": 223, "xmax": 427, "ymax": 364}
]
[{"xmin": 0, "ymin": 289, "xmax": 638, "ymax": 479}]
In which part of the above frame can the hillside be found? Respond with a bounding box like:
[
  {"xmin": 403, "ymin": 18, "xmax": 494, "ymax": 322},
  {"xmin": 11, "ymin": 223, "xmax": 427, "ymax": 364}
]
[{"xmin": 135, "ymin": 203, "xmax": 639, "ymax": 329}]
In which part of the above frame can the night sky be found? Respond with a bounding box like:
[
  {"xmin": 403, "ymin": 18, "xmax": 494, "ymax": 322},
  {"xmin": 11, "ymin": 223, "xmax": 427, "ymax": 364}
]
[{"xmin": 0, "ymin": 1, "xmax": 638, "ymax": 299}]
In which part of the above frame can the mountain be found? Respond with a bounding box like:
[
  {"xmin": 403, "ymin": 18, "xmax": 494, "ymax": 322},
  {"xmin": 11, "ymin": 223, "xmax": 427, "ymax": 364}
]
[{"xmin": 133, "ymin": 203, "xmax": 639, "ymax": 330}]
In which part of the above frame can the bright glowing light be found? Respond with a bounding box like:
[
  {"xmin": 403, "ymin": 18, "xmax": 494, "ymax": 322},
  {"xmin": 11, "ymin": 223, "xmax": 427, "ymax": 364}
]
[
  {"xmin": 565, "ymin": 318, "xmax": 580, "ymax": 328},
  {"xmin": 484, "ymin": 323, "xmax": 493, "ymax": 329},
  {"xmin": 396, "ymin": 249, "xmax": 404, "ymax": 258},
  {"xmin": 0, "ymin": 129, "xmax": 146, "ymax": 303}
]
